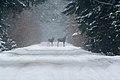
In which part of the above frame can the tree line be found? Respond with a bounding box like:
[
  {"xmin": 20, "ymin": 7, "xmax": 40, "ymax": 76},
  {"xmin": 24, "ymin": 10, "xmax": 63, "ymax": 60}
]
[{"xmin": 0, "ymin": 0, "xmax": 46, "ymax": 51}]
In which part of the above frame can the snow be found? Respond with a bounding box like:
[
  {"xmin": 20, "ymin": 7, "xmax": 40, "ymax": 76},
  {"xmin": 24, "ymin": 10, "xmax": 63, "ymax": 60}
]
[
  {"xmin": 72, "ymin": 32, "xmax": 81, "ymax": 37},
  {"xmin": 18, "ymin": 0, "xmax": 26, "ymax": 7},
  {"xmin": 4, "ymin": 42, "xmax": 87, "ymax": 55},
  {"xmin": 0, "ymin": 42, "xmax": 120, "ymax": 80},
  {"xmin": 76, "ymin": 6, "xmax": 79, "ymax": 11}
]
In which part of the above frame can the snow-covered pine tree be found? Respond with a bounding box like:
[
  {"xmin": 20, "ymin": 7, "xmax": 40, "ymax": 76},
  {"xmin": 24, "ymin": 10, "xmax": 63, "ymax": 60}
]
[
  {"xmin": 0, "ymin": 20, "xmax": 16, "ymax": 51},
  {"xmin": 0, "ymin": 0, "xmax": 46, "ymax": 51},
  {"xmin": 63, "ymin": 0, "xmax": 120, "ymax": 55}
]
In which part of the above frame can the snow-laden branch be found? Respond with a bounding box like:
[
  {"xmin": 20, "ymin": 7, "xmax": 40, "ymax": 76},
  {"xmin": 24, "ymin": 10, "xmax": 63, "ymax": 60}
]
[
  {"xmin": 17, "ymin": 0, "xmax": 26, "ymax": 7},
  {"xmin": 93, "ymin": 0, "xmax": 113, "ymax": 6},
  {"xmin": 72, "ymin": 32, "xmax": 81, "ymax": 37}
]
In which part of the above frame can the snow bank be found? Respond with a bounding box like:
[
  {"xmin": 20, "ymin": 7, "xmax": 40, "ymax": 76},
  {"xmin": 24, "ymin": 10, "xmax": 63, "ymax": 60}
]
[{"xmin": 3, "ymin": 42, "xmax": 90, "ymax": 55}]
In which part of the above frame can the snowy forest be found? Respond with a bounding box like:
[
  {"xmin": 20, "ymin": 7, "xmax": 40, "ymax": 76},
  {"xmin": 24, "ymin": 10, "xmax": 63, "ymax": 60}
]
[
  {"xmin": 0, "ymin": 0, "xmax": 120, "ymax": 55},
  {"xmin": 63, "ymin": 0, "xmax": 120, "ymax": 55},
  {"xmin": 0, "ymin": 0, "xmax": 46, "ymax": 51},
  {"xmin": 1, "ymin": 0, "xmax": 120, "ymax": 80}
]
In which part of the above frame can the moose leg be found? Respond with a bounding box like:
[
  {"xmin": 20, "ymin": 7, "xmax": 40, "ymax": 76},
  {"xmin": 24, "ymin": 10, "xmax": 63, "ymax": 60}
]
[
  {"xmin": 52, "ymin": 42, "xmax": 53, "ymax": 46},
  {"xmin": 57, "ymin": 42, "xmax": 59, "ymax": 47},
  {"xmin": 50, "ymin": 42, "xmax": 53, "ymax": 46},
  {"xmin": 47, "ymin": 42, "xmax": 49, "ymax": 46},
  {"xmin": 63, "ymin": 42, "xmax": 65, "ymax": 47}
]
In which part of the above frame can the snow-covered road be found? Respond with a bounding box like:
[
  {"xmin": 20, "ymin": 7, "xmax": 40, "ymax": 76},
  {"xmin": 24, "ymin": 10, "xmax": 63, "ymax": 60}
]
[{"xmin": 0, "ymin": 42, "xmax": 120, "ymax": 80}]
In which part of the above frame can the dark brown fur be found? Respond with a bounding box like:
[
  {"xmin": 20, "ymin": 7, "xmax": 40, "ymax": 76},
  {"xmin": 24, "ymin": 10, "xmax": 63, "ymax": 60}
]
[
  {"xmin": 57, "ymin": 36, "xmax": 66, "ymax": 47},
  {"xmin": 48, "ymin": 37, "xmax": 54, "ymax": 46}
]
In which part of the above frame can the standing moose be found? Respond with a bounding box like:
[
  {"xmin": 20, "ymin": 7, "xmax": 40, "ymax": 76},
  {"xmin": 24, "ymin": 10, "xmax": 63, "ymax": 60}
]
[
  {"xmin": 57, "ymin": 36, "xmax": 66, "ymax": 47},
  {"xmin": 48, "ymin": 37, "xmax": 54, "ymax": 46}
]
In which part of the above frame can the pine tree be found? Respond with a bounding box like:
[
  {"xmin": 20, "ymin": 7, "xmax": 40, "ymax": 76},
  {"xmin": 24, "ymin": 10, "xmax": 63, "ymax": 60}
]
[{"xmin": 63, "ymin": 0, "xmax": 120, "ymax": 55}]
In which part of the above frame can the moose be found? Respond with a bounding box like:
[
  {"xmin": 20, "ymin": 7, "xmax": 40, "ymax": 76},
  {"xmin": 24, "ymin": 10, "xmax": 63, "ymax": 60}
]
[
  {"xmin": 57, "ymin": 36, "xmax": 66, "ymax": 47},
  {"xmin": 48, "ymin": 37, "xmax": 54, "ymax": 46}
]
